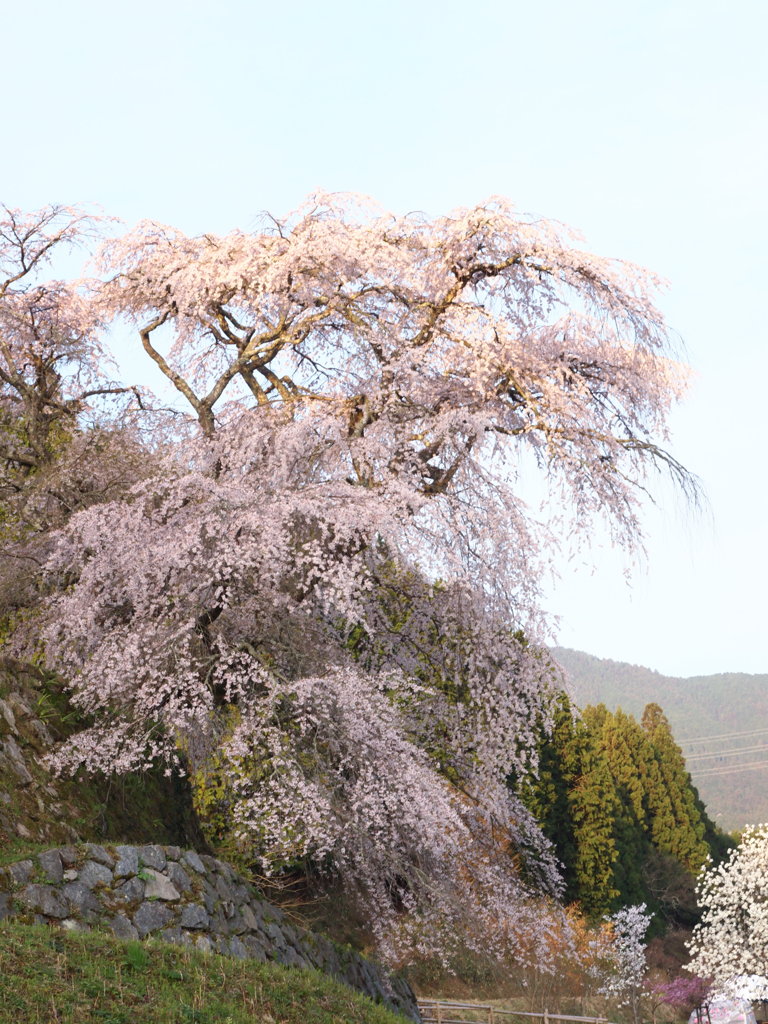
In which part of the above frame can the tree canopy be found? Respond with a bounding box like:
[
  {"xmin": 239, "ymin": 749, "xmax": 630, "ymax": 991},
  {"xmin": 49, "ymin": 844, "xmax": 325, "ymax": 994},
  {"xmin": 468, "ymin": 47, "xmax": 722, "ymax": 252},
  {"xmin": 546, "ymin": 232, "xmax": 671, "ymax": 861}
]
[
  {"xmin": 520, "ymin": 698, "xmax": 723, "ymax": 924},
  {"xmin": 1, "ymin": 193, "xmax": 697, "ymax": 963}
]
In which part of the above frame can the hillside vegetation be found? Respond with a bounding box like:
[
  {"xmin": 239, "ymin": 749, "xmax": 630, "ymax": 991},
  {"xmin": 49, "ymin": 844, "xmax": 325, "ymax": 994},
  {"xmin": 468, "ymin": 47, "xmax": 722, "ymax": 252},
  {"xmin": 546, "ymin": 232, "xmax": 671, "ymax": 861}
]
[
  {"xmin": 0, "ymin": 922, "xmax": 404, "ymax": 1024},
  {"xmin": 0, "ymin": 658, "xmax": 205, "ymax": 856},
  {"xmin": 554, "ymin": 647, "xmax": 768, "ymax": 831},
  {"xmin": 0, "ymin": 199, "xmax": 715, "ymax": 1014},
  {"xmin": 0, "ymin": 625, "xmax": 717, "ymax": 1017}
]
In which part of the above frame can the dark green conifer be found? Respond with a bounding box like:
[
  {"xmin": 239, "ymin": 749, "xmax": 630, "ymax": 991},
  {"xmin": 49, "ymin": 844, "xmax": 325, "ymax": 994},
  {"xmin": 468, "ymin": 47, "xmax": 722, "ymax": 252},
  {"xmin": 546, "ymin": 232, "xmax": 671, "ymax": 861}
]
[
  {"xmin": 520, "ymin": 695, "xmax": 729, "ymax": 925},
  {"xmin": 523, "ymin": 698, "xmax": 620, "ymax": 917},
  {"xmin": 641, "ymin": 703, "xmax": 709, "ymax": 870}
]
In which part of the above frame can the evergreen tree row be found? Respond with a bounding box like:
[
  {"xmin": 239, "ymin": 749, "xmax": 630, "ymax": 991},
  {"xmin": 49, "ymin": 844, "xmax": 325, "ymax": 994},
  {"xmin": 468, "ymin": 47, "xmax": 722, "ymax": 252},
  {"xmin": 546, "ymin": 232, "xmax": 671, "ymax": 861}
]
[{"xmin": 518, "ymin": 696, "xmax": 733, "ymax": 925}]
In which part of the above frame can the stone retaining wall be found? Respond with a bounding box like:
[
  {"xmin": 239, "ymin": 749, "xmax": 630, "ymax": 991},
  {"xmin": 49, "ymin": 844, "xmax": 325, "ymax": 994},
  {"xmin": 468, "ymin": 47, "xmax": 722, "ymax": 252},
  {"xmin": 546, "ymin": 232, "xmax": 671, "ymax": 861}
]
[{"xmin": 0, "ymin": 843, "xmax": 419, "ymax": 1021}]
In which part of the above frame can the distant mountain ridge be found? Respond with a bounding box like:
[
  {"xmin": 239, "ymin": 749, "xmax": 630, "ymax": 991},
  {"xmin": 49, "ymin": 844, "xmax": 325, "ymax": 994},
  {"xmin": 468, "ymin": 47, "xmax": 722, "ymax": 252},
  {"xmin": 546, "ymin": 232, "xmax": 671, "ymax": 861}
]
[{"xmin": 552, "ymin": 647, "xmax": 768, "ymax": 832}]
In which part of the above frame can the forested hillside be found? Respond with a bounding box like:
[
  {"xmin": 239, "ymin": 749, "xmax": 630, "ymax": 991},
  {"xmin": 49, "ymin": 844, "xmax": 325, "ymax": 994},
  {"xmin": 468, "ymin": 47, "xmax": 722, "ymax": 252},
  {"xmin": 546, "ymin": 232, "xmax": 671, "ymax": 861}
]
[{"xmin": 554, "ymin": 647, "xmax": 768, "ymax": 830}]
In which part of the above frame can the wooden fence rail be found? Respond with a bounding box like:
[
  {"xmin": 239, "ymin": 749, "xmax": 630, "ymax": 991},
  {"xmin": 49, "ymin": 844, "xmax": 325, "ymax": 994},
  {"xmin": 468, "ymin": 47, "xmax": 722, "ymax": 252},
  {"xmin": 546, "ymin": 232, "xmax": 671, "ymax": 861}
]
[{"xmin": 417, "ymin": 1000, "xmax": 613, "ymax": 1024}]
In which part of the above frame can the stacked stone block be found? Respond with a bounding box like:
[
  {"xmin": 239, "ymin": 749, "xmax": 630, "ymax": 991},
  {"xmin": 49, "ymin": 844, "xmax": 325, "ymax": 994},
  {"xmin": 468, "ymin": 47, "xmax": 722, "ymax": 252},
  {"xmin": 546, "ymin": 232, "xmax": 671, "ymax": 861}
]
[{"xmin": 0, "ymin": 843, "xmax": 419, "ymax": 1021}]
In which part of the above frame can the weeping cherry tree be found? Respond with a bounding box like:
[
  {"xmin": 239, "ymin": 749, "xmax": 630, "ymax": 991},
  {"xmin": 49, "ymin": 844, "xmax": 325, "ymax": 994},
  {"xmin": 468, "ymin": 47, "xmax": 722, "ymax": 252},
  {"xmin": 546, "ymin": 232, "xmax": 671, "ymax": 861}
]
[{"xmin": 24, "ymin": 192, "xmax": 696, "ymax": 962}]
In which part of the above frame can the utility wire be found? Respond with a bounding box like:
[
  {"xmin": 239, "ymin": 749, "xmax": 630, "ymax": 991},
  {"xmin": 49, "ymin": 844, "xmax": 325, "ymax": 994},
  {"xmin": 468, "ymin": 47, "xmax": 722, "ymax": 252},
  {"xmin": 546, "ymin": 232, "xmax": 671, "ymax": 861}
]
[
  {"xmin": 685, "ymin": 743, "xmax": 768, "ymax": 762},
  {"xmin": 678, "ymin": 726, "xmax": 768, "ymax": 747},
  {"xmin": 691, "ymin": 760, "xmax": 768, "ymax": 778}
]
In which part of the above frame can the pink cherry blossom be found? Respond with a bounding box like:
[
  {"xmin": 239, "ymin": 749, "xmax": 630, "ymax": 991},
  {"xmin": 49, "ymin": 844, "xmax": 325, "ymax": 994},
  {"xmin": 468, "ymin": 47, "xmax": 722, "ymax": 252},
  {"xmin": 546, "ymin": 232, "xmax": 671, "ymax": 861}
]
[{"xmin": 10, "ymin": 193, "xmax": 696, "ymax": 963}]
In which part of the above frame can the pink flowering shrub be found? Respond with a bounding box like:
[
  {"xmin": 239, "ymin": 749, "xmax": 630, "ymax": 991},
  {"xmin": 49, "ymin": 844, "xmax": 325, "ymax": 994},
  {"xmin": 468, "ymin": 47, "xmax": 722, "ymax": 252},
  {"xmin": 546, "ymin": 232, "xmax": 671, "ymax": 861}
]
[{"xmin": 649, "ymin": 975, "xmax": 710, "ymax": 1012}]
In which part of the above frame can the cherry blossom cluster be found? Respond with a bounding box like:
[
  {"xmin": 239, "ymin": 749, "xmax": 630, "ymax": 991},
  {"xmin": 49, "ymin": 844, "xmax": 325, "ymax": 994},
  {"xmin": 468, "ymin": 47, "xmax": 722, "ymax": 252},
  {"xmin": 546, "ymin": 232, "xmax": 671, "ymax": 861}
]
[
  {"xmin": 0, "ymin": 193, "xmax": 695, "ymax": 963},
  {"xmin": 588, "ymin": 903, "xmax": 652, "ymax": 1024}
]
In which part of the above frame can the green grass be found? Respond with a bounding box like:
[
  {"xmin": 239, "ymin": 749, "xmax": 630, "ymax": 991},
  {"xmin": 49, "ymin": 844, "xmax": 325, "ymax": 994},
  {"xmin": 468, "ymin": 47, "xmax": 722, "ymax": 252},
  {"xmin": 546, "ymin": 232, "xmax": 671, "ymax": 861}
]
[
  {"xmin": 0, "ymin": 921, "xmax": 407, "ymax": 1024},
  {"xmin": 0, "ymin": 838, "xmax": 50, "ymax": 867}
]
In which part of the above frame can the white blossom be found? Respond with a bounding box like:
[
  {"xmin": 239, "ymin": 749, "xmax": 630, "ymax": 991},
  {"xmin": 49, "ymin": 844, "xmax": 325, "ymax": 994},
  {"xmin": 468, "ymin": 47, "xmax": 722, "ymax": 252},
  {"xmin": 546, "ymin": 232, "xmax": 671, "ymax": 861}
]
[{"xmin": 687, "ymin": 825, "xmax": 768, "ymax": 997}]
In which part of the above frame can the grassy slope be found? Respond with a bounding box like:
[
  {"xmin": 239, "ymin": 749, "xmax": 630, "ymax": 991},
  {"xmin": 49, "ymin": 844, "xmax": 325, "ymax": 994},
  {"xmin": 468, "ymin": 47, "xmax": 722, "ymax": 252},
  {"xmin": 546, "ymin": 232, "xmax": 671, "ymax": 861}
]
[
  {"xmin": 0, "ymin": 663, "xmax": 410, "ymax": 1021},
  {"xmin": 0, "ymin": 922, "xmax": 406, "ymax": 1024},
  {"xmin": 553, "ymin": 646, "xmax": 768, "ymax": 831}
]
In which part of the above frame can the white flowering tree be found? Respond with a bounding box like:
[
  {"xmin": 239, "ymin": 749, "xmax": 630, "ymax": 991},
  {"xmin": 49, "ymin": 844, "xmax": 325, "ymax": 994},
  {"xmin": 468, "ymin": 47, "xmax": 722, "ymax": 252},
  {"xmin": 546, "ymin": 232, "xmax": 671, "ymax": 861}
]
[
  {"xmin": 687, "ymin": 824, "xmax": 768, "ymax": 997},
  {"xmin": 11, "ymin": 192, "xmax": 696, "ymax": 963},
  {"xmin": 591, "ymin": 904, "xmax": 652, "ymax": 1024}
]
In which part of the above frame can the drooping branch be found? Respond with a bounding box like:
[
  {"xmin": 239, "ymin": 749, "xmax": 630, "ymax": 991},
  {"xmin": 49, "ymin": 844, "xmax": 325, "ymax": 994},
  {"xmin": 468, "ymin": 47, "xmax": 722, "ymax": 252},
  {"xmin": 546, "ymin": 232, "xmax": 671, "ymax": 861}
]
[{"xmin": 18, "ymin": 192, "xmax": 698, "ymax": 965}]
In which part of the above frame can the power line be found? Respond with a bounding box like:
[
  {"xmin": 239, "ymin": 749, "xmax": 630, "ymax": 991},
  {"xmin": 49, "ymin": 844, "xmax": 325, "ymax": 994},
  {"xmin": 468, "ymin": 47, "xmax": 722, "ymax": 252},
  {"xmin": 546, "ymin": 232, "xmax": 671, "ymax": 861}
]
[
  {"xmin": 692, "ymin": 760, "xmax": 768, "ymax": 778},
  {"xmin": 686, "ymin": 743, "xmax": 768, "ymax": 762},
  {"xmin": 679, "ymin": 726, "xmax": 768, "ymax": 747},
  {"xmin": 694, "ymin": 763, "xmax": 768, "ymax": 778}
]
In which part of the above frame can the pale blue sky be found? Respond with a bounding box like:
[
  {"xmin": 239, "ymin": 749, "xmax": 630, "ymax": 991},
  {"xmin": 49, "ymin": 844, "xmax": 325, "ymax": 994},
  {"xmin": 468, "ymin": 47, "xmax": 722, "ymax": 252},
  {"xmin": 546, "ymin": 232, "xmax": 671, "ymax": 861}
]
[{"xmin": 5, "ymin": 0, "xmax": 767, "ymax": 675}]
